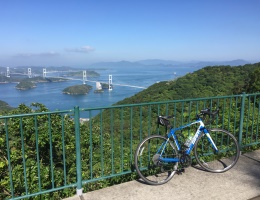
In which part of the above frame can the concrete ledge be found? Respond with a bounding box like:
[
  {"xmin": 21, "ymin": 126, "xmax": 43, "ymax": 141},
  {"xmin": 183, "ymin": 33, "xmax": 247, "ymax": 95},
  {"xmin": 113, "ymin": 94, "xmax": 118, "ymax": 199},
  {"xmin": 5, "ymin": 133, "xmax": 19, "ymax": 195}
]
[{"xmin": 64, "ymin": 150, "xmax": 260, "ymax": 200}]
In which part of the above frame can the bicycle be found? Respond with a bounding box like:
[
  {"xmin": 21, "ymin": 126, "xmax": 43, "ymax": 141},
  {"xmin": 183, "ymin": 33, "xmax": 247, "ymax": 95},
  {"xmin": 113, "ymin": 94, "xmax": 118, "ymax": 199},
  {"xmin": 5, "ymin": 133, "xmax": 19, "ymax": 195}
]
[{"xmin": 134, "ymin": 108, "xmax": 240, "ymax": 185}]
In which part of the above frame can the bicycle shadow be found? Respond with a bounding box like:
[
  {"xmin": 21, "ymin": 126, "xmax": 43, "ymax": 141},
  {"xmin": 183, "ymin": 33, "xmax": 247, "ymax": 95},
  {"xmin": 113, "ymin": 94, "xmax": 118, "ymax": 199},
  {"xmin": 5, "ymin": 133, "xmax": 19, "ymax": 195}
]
[
  {"xmin": 135, "ymin": 178, "xmax": 151, "ymax": 185},
  {"xmin": 191, "ymin": 164, "xmax": 208, "ymax": 172}
]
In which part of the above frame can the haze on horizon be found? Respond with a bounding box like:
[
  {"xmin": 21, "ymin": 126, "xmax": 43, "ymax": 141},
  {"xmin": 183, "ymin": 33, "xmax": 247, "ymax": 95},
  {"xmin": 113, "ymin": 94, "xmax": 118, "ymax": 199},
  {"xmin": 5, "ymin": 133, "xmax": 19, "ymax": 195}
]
[{"xmin": 0, "ymin": 0, "xmax": 260, "ymax": 67}]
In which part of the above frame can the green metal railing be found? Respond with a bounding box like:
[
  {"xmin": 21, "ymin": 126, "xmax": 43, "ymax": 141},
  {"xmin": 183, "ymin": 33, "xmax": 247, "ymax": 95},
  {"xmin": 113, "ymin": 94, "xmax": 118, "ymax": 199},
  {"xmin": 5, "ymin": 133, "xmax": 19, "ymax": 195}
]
[{"xmin": 0, "ymin": 93, "xmax": 260, "ymax": 199}]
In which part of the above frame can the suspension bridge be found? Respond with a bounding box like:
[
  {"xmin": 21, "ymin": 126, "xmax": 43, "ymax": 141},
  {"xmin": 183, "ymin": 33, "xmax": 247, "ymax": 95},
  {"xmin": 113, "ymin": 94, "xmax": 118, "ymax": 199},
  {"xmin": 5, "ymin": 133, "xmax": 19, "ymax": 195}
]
[{"xmin": 5, "ymin": 67, "xmax": 147, "ymax": 90}]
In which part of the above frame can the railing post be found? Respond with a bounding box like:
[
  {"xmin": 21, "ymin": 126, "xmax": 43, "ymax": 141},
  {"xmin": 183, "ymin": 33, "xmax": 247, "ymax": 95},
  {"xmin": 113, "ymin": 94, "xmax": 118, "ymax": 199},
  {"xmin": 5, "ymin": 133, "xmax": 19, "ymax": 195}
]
[
  {"xmin": 239, "ymin": 92, "xmax": 246, "ymax": 151},
  {"xmin": 74, "ymin": 106, "xmax": 83, "ymax": 196}
]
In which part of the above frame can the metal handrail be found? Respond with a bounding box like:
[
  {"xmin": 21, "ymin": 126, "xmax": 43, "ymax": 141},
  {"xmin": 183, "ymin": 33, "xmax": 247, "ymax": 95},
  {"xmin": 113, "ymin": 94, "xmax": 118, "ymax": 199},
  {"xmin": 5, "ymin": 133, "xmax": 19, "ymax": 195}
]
[{"xmin": 0, "ymin": 92, "xmax": 259, "ymax": 199}]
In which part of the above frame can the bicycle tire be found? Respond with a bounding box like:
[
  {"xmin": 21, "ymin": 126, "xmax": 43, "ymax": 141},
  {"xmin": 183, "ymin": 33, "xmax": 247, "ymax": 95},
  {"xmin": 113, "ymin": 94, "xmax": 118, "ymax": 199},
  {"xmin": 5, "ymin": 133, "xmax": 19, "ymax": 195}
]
[
  {"xmin": 134, "ymin": 135, "xmax": 178, "ymax": 185},
  {"xmin": 194, "ymin": 128, "xmax": 240, "ymax": 173}
]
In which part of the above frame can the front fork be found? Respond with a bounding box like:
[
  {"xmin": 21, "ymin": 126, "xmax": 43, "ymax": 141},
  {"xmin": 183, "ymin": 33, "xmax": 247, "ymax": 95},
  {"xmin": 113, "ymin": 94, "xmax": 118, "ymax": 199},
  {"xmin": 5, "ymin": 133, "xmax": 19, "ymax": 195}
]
[{"xmin": 204, "ymin": 129, "xmax": 219, "ymax": 153}]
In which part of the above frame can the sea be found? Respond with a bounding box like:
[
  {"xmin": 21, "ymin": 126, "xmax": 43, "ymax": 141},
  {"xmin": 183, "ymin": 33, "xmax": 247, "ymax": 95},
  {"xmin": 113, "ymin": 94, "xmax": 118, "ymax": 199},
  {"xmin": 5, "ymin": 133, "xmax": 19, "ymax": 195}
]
[{"xmin": 0, "ymin": 66, "xmax": 195, "ymax": 112}]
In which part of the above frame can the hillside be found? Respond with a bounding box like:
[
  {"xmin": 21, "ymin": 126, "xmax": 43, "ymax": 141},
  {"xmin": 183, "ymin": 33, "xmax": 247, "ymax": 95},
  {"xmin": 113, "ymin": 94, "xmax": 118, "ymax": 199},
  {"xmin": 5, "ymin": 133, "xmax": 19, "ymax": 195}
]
[
  {"xmin": 0, "ymin": 100, "xmax": 13, "ymax": 113},
  {"xmin": 115, "ymin": 62, "xmax": 260, "ymax": 105}
]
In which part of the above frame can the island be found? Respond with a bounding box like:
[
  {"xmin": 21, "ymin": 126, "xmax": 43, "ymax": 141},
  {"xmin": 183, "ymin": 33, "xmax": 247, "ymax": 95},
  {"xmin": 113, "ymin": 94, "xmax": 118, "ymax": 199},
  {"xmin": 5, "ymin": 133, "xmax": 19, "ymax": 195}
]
[
  {"xmin": 15, "ymin": 76, "xmax": 68, "ymax": 90},
  {"xmin": 100, "ymin": 83, "xmax": 112, "ymax": 89},
  {"xmin": 62, "ymin": 84, "xmax": 93, "ymax": 95},
  {"xmin": 16, "ymin": 80, "xmax": 37, "ymax": 90},
  {"xmin": 66, "ymin": 70, "xmax": 100, "ymax": 78}
]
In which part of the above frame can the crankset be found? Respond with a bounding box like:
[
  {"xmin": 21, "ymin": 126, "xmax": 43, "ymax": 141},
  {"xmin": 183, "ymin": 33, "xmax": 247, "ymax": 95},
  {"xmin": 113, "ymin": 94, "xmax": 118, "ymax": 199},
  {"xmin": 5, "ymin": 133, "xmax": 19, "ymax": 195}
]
[{"xmin": 180, "ymin": 154, "xmax": 192, "ymax": 168}]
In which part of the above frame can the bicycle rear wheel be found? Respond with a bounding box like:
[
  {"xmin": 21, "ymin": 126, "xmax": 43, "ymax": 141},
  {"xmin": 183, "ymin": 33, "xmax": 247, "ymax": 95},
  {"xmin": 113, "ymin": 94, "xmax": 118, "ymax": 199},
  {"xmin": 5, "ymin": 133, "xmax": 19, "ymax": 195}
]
[
  {"xmin": 194, "ymin": 128, "xmax": 240, "ymax": 173},
  {"xmin": 134, "ymin": 135, "xmax": 178, "ymax": 185}
]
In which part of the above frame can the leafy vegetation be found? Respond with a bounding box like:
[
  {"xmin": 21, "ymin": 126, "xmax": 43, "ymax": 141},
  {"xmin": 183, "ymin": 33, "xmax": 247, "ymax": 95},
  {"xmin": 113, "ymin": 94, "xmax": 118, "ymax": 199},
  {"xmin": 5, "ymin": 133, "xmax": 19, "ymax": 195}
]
[{"xmin": 0, "ymin": 103, "xmax": 77, "ymax": 199}]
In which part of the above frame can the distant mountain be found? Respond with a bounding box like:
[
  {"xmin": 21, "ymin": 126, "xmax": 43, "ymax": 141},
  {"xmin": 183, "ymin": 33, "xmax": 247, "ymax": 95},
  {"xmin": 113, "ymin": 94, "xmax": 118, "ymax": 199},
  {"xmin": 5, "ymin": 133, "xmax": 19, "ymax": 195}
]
[
  {"xmin": 136, "ymin": 59, "xmax": 182, "ymax": 65},
  {"xmin": 87, "ymin": 59, "xmax": 250, "ymax": 69},
  {"xmin": 136, "ymin": 59, "xmax": 250, "ymax": 67},
  {"xmin": 87, "ymin": 60, "xmax": 144, "ymax": 68}
]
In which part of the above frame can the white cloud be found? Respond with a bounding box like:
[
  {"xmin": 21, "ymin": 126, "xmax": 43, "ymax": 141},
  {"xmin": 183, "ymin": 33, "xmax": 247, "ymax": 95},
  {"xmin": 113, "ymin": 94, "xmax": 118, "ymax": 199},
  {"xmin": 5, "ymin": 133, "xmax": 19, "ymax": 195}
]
[{"xmin": 65, "ymin": 45, "xmax": 95, "ymax": 53}]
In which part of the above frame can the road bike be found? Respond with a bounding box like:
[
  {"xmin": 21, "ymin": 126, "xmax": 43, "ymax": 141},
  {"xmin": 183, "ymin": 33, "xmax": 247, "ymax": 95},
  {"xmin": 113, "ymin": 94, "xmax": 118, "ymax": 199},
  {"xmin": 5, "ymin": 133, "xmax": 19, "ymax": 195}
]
[{"xmin": 134, "ymin": 109, "xmax": 240, "ymax": 185}]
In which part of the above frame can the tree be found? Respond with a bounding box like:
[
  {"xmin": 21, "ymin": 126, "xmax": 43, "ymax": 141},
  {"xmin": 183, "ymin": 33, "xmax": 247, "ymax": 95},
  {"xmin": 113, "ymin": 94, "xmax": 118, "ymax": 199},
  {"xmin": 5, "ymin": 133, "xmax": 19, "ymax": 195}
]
[
  {"xmin": 248, "ymin": 68, "xmax": 260, "ymax": 93},
  {"xmin": 0, "ymin": 103, "xmax": 77, "ymax": 199}
]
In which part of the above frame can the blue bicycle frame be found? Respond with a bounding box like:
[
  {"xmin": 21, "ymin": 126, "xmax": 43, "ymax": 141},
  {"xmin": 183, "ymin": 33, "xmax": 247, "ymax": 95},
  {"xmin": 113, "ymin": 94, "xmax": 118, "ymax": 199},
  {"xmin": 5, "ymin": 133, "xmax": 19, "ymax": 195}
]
[{"xmin": 158, "ymin": 118, "xmax": 219, "ymax": 163}]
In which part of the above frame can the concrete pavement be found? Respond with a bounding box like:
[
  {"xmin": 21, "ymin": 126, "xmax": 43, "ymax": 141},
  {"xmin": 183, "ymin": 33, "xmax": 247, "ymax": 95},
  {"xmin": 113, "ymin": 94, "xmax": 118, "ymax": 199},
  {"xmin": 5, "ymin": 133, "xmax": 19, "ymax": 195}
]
[{"xmin": 64, "ymin": 150, "xmax": 260, "ymax": 200}]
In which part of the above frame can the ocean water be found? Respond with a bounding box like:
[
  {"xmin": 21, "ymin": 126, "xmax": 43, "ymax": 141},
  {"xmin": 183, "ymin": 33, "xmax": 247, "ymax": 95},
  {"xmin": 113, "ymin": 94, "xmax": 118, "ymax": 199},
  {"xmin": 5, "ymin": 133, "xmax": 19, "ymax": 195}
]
[{"xmin": 0, "ymin": 66, "xmax": 193, "ymax": 111}]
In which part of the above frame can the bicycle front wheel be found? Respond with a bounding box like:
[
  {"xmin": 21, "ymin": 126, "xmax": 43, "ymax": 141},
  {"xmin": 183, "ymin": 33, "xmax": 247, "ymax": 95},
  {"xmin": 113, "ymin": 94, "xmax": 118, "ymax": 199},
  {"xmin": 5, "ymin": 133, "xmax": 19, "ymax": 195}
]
[
  {"xmin": 134, "ymin": 135, "xmax": 178, "ymax": 185},
  {"xmin": 194, "ymin": 128, "xmax": 240, "ymax": 173}
]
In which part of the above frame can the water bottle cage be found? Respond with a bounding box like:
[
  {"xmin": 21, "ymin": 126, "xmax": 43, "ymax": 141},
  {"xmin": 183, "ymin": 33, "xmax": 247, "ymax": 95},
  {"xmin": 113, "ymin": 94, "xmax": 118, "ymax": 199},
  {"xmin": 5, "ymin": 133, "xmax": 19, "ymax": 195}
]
[{"xmin": 184, "ymin": 136, "xmax": 192, "ymax": 148}]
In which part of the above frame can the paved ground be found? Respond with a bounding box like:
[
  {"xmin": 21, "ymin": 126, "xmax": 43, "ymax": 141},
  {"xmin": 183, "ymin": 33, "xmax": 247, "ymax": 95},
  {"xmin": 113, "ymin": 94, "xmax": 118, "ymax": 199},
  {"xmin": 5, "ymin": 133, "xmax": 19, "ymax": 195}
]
[{"xmin": 64, "ymin": 150, "xmax": 260, "ymax": 200}]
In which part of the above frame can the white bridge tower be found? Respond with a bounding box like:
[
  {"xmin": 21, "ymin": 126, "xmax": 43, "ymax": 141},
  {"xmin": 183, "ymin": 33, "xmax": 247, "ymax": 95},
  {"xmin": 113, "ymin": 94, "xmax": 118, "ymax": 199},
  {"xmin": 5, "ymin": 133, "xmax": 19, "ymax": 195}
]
[
  {"xmin": 83, "ymin": 71, "xmax": 87, "ymax": 84},
  {"xmin": 28, "ymin": 68, "xmax": 32, "ymax": 78},
  {"xmin": 43, "ymin": 68, "xmax": 47, "ymax": 78},
  {"xmin": 6, "ymin": 67, "xmax": 10, "ymax": 77},
  {"xmin": 109, "ymin": 74, "xmax": 113, "ymax": 90}
]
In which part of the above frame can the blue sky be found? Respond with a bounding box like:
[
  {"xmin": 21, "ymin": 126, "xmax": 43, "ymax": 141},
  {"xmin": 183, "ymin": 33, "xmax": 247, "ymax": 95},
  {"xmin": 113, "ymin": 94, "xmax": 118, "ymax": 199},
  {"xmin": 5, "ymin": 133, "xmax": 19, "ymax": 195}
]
[{"xmin": 0, "ymin": 0, "xmax": 260, "ymax": 67}]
